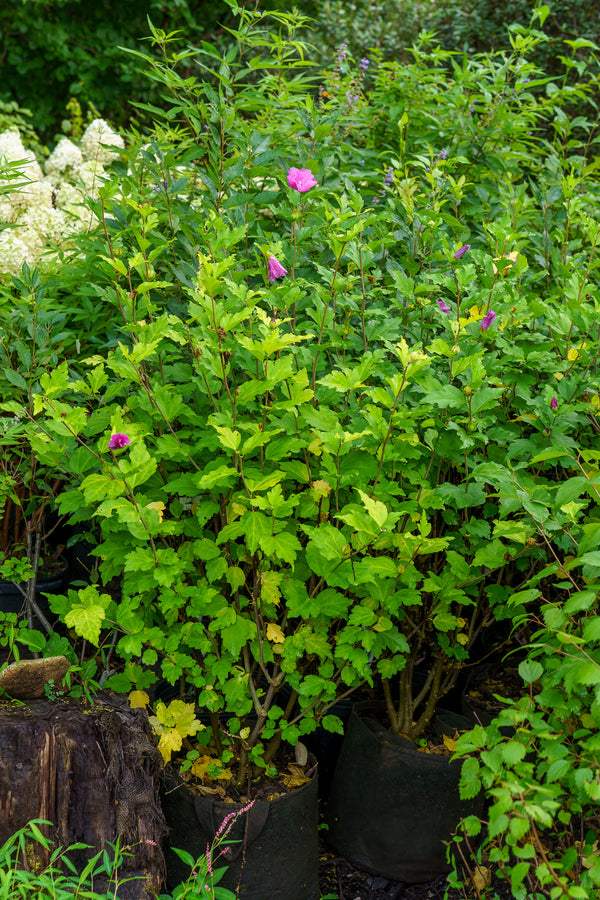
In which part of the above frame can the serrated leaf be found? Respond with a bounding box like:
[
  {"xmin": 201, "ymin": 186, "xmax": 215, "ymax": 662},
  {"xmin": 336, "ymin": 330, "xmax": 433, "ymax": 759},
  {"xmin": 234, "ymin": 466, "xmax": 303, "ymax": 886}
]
[
  {"xmin": 501, "ymin": 741, "xmax": 527, "ymax": 765},
  {"xmin": 357, "ymin": 489, "xmax": 388, "ymax": 529},
  {"xmin": 266, "ymin": 622, "xmax": 285, "ymax": 643},
  {"xmin": 64, "ymin": 604, "xmax": 105, "ymax": 645},
  {"xmin": 261, "ymin": 571, "xmax": 282, "ymax": 606},
  {"xmin": 518, "ymin": 659, "xmax": 543, "ymax": 683},
  {"xmin": 459, "ymin": 756, "xmax": 481, "ymax": 800}
]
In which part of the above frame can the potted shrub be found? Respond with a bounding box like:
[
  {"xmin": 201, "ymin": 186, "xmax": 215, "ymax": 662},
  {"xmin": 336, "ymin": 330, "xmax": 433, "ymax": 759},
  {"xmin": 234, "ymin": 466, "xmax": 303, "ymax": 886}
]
[
  {"xmin": 20, "ymin": 2, "xmax": 600, "ymax": 892},
  {"xmin": 21, "ymin": 7, "xmax": 382, "ymax": 897}
]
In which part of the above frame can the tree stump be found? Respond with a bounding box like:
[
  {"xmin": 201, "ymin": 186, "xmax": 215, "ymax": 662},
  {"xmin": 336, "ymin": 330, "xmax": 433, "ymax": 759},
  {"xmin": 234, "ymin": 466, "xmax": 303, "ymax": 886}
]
[{"xmin": 0, "ymin": 693, "xmax": 167, "ymax": 899}]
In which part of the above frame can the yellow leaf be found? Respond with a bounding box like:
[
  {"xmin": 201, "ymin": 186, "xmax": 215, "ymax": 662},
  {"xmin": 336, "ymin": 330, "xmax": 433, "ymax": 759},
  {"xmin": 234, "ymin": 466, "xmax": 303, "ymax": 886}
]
[
  {"xmin": 261, "ymin": 571, "xmax": 282, "ymax": 606},
  {"xmin": 282, "ymin": 764, "xmax": 310, "ymax": 789},
  {"xmin": 145, "ymin": 501, "xmax": 165, "ymax": 522},
  {"xmin": 157, "ymin": 729, "xmax": 183, "ymax": 764},
  {"xmin": 266, "ymin": 622, "xmax": 285, "ymax": 643},
  {"xmin": 554, "ymin": 372, "xmax": 564, "ymax": 380},
  {"xmin": 311, "ymin": 479, "xmax": 332, "ymax": 499},
  {"xmin": 456, "ymin": 632, "xmax": 469, "ymax": 645},
  {"xmin": 129, "ymin": 689, "xmax": 150, "ymax": 709},
  {"xmin": 443, "ymin": 734, "xmax": 457, "ymax": 752},
  {"xmin": 472, "ymin": 865, "xmax": 491, "ymax": 890},
  {"xmin": 191, "ymin": 754, "xmax": 232, "ymax": 781},
  {"xmin": 567, "ymin": 347, "xmax": 579, "ymax": 361},
  {"xmin": 307, "ymin": 437, "xmax": 323, "ymax": 456}
]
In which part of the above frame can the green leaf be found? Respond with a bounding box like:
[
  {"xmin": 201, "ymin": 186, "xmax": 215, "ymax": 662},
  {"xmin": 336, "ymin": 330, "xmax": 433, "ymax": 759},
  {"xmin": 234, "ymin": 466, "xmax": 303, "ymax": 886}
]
[
  {"xmin": 65, "ymin": 603, "xmax": 106, "ymax": 645},
  {"xmin": 304, "ymin": 523, "xmax": 347, "ymax": 560},
  {"xmin": 357, "ymin": 489, "xmax": 388, "ymax": 529},
  {"xmin": 578, "ymin": 551, "xmax": 600, "ymax": 569},
  {"xmin": 242, "ymin": 510, "xmax": 271, "ymax": 555},
  {"xmin": 518, "ymin": 660, "xmax": 543, "ymax": 683},
  {"xmin": 260, "ymin": 532, "xmax": 301, "ymax": 566},
  {"xmin": 546, "ymin": 759, "xmax": 570, "ymax": 782},
  {"xmin": 500, "ymin": 741, "xmax": 527, "ymax": 766},
  {"xmin": 212, "ymin": 425, "xmax": 241, "ymax": 452},
  {"xmin": 583, "ymin": 616, "xmax": 600, "ymax": 642},
  {"xmin": 321, "ymin": 714, "xmax": 344, "ymax": 735},
  {"xmin": 2, "ymin": 367, "xmax": 27, "ymax": 390},
  {"xmin": 459, "ymin": 757, "xmax": 481, "ymax": 800},
  {"xmin": 555, "ymin": 476, "xmax": 587, "ymax": 507},
  {"xmin": 461, "ymin": 815, "xmax": 482, "ymax": 836},
  {"xmin": 197, "ymin": 465, "xmax": 238, "ymax": 490},
  {"xmin": 510, "ymin": 861, "xmax": 530, "ymax": 894}
]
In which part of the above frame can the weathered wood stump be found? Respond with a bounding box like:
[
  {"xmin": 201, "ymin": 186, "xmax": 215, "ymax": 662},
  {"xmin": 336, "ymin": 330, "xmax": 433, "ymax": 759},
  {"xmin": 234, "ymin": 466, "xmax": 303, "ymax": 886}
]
[{"xmin": 0, "ymin": 693, "xmax": 166, "ymax": 899}]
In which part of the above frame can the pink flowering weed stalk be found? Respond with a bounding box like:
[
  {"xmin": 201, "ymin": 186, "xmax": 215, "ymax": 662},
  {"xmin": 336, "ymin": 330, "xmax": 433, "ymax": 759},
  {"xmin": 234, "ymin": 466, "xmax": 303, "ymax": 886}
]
[{"xmin": 176, "ymin": 799, "xmax": 257, "ymax": 898}]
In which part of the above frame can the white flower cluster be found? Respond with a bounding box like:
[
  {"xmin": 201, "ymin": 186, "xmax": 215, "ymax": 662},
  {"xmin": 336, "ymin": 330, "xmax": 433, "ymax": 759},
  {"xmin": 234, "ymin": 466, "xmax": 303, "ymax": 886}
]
[{"xmin": 0, "ymin": 119, "xmax": 125, "ymax": 277}]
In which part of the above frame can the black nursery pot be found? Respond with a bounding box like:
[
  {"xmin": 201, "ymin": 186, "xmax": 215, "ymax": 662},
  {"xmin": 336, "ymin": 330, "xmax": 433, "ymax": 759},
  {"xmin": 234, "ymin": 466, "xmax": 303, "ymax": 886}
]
[
  {"xmin": 161, "ymin": 767, "xmax": 319, "ymax": 900},
  {"xmin": 302, "ymin": 697, "xmax": 354, "ymax": 800},
  {"xmin": 326, "ymin": 701, "xmax": 484, "ymax": 884},
  {"xmin": 0, "ymin": 561, "xmax": 68, "ymax": 624}
]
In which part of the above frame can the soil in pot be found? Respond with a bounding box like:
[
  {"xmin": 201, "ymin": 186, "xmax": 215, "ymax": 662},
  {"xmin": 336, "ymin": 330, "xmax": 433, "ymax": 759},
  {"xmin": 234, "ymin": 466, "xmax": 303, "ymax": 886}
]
[
  {"xmin": 461, "ymin": 663, "xmax": 526, "ymax": 728},
  {"xmin": 161, "ymin": 759, "xmax": 319, "ymax": 900},
  {"xmin": 326, "ymin": 701, "xmax": 484, "ymax": 884}
]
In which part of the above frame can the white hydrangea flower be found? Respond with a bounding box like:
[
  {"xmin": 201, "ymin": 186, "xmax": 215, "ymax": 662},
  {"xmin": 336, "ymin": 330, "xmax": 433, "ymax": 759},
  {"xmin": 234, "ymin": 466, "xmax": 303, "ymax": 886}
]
[
  {"xmin": 54, "ymin": 181, "xmax": 87, "ymax": 216},
  {"xmin": 20, "ymin": 205, "xmax": 67, "ymax": 243},
  {"xmin": 0, "ymin": 228, "xmax": 39, "ymax": 275},
  {"xmin": 80, "ymin": 119, "xmax": 124, "ymax": 165},
  {"xmin": 0, "ymin": 196, "xmax": 17, "ymax": 224},
  {"xmin": 0, "ymin": 128, "xmax": 43, "ymax": 182},
  {"xmin": 12, "ymin": 179, "xmax": 54, "ymax": 211},
  {"xmin": 45, "ymin": 136, "xmax": 84, "ymax": 177},
  {"xmin": 0, "ymin": 119, "xmax": 124, "ymax": 278}
]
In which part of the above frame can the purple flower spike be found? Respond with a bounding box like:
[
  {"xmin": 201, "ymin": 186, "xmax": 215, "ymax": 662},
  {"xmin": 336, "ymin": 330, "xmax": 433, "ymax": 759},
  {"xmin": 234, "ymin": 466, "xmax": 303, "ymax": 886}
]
[
  {"xmin": 359, "ymin": 57, "xmax": 370, "ymax": 71},
  {"xmin": 480, "ymin": 310, "xmax": 497, "ymax": 331},
  {"xmin": 108, "ymin": 432, "xmax": 131, "ymax": 449},
  {"xmin": 438, "ymin": 300, "xmax": 452, "ymax": 314},
  {"xmin": 550, "ymin": 396, "xmax": 558, "ymax": 409},
  {"xmin": 287, "ymin": 167, "xmax": 318, "ymax": 193},
  {"xmin": 267, "ymin": 255, "xmax": 288, "ymax": 282},
  {"xmin": 454, "ymin": 244, "xmax": 471, "ymax": 260}
]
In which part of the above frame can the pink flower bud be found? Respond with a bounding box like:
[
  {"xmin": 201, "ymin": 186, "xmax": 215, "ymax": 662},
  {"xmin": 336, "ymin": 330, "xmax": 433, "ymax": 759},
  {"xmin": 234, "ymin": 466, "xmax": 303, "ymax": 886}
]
[
  {"xmin": 550, "ymin": 396, "xmax": 558, "ymax": 409},
  {"xmin": 480, "ymin": 310, "xmax": 496, "ymax": 330},
  {"xmin": 267, "ymin": 255, "xmax": 288, "ymax": 281},
  {"xmin": 287, "ymin": 167, "xmax": 318, "ymax": 193},
  {"xmin": 454, "ymin": 244, "xmax": 470, "ymax": 260},
  {"xmin": 108, "ymin": 433, "xmax": 131, "ymax": 449},
  {"xmin": 437, "ymin": 300, "xmax": 451, "ymax": 314}
]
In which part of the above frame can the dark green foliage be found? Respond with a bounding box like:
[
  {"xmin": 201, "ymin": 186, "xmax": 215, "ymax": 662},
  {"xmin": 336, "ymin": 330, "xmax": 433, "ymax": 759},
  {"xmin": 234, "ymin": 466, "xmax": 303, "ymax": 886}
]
[{"xmin": 0, "ymin": 0, "xmax": 230, "ymax": 142}]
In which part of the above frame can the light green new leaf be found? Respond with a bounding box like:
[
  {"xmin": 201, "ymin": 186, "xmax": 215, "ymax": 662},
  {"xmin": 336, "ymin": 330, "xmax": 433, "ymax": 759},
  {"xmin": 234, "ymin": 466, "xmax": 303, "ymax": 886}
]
[
  {"xmin": 357, "ymin": 489, "xmax": 388, "ymax": 529},
  {"xmin": 65, "ymin": 604, "xmax": 106, "ymax": 645}
]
